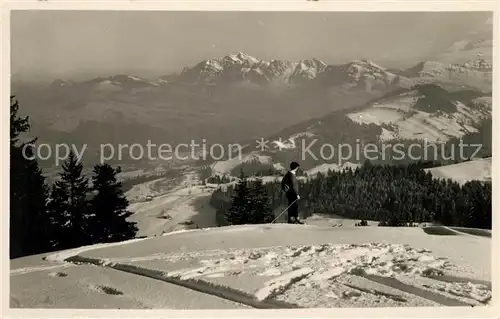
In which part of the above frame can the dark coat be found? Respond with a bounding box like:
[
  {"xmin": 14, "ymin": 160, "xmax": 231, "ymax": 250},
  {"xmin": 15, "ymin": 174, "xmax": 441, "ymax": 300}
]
[{"xmin": 281, "ymin": 171, "xmax": 299, "ymax": 198}]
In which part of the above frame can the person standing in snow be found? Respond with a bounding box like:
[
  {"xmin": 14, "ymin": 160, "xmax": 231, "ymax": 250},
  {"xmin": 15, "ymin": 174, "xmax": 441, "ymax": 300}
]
[{"xmin": 281, "ymin": 162, "xmax": 303, "ymax": 224}]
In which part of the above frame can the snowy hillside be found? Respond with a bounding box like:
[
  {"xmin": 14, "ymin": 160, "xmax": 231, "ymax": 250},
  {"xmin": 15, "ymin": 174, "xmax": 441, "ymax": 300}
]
[
  {"xmin": 179, "ymin": 83, "xmax": 489, "ymax": 174},
  {"xmin": 346, "ymin": 86, "xmax": 491, "ymax": 143},
  {"xmin": 316, "ymin": 59, "xmax": 414, "ymax": 92},
  {"xmin": 426, "ymin": 157, "xmax": 492, "ymax": 185},
  {"xmin": 190, "ymin": 84, "xmax": 492, "ymax": 174},
  {"xmin": 399, "ymin": 59, "xmax": 492, "ymax": 91},
  {"xmin": 259, "ymin": 84, "xmax": 491, "ymax": 157},
  {"xmin": 10, "ymin": 223, "xmax": 492, "ymax": 309}
]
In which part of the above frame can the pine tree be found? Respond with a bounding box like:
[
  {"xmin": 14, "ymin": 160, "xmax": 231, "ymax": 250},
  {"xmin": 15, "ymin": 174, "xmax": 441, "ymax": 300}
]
[
  {"xmin": 89, "ymin": 164, "xmax": 137, "ymax": 243},
  {"xmin": 46, "ymin": 183, "xmax": 67, "ymax": 248},
  {"xmin": 10, "ymin": 96, "xmax": 51, "ymax": 258},
  {"xmin": 225, "ymin": 170, "xmax": 250, "ymax": 225},
  {"xmin": 247, "ymin": 178, "xmax": 274, "ymax": 223},
  {"xmin": 48, "ymin": 151, "xmax": 91, "ymax": 249}
]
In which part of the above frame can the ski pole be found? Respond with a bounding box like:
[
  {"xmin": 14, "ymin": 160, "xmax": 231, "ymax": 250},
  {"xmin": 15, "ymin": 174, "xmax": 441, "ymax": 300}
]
[{"xmin": 271, "ymin": 198, "xmax": 298, "ymax": 224}]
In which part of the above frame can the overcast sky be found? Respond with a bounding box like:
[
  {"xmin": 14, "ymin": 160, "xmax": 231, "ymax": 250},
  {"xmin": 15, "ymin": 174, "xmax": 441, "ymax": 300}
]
[{"xmin": 11, "ymin": 11, "xmax": 491, "ymax": 80}]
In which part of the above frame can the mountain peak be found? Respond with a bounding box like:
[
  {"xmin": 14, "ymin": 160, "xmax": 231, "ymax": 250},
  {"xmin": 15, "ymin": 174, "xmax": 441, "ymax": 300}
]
[
  {"xmin": 236, "ymin": 51, "xmax": 255, "ymax": 59},
  {"xmin": 289, "ymin": 58, "xmax": 327, "ymax": 83},
  {"xmin": 224, "ymin": 52, "xmax": 259, "ymax": 65}
]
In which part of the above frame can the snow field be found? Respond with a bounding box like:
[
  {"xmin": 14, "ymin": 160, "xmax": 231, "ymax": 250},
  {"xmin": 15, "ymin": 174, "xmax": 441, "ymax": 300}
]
[
  {"xmin": 14, "ymin": 221, "xmax": 492, "ymax": 309},
  {"xmin": 95, "ymin": 242, "xmax": 491, "ymax": 308},
  {"xmin": 10, "ymin": 263, "xmax": 248, "ymax": 309},
  {"xmin": 426, "ymin": 157, "xmax": 492, "ymax": 185}
]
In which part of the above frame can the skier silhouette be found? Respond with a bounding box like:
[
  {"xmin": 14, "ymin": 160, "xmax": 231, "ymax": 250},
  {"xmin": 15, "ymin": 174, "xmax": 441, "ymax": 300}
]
[{"xmin": 281, "ymin": 162, "xmax": 303, "ymax": 224}]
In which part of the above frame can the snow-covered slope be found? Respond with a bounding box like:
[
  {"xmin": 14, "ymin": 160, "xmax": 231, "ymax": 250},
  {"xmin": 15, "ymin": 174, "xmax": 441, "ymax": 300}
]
[
  {"xmin": 426, "ymin": 157, "xmax": 492, "ymax": 185},
  {"xmin": 346, "ymin": 86, "xmax": 491, "ymax": 143},
  {"xmin": 399, "ymin": 59, "xmax": 492, "ymax": 91},
  {"xmin": 265, "ymin": 84, "xmax": 491, "ymax": 152},
  {"xmin": 10, "ymin": 223, "xmax": 492, "ymax": 309},
  {"xmin": 402, "ymin": 59, "xmax": 492, "ymax": 79},
  {"xmin": 315, "ymin": 59, "xmax": 414, "ymax": 92},
  {"xmin": 126, "ymin": 184, "xmax": 217, "ymax": 237}
]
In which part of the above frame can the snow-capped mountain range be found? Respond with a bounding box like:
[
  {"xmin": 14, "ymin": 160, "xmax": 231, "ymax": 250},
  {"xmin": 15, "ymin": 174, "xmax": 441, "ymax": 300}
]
[
  {"xmin": 47, "ymin": 51, "xmax": 491, "ymax": 94},
  {"xmin": 174, "ymin": 52, "xmax": 491, "ymax": 92},
  {"xmin": 178, "ymin": 53, "xmax": 415, "ymax": 92}
]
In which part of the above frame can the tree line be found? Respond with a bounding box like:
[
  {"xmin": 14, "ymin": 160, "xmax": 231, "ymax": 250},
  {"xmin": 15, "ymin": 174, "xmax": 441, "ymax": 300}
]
[
  {"xmin": 211, "ymin": 161, "xmax": 491, "ymax": 229},
  {"xmin": 10, "ymin": 97, "xmax": 137, "ymax": 259}
]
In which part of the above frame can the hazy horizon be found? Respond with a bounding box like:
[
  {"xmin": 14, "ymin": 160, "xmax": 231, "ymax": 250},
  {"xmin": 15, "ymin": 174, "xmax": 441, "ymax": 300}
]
[{"xmin": 11, "ymin": 10, "xmax": 492, "ymax": 81}]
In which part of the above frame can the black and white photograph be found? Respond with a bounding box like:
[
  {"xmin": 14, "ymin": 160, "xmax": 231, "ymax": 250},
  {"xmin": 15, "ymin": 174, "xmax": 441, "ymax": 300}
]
[{"xmin": 6, "ymin": 6, "xmax": 495, "ymax": 313}]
